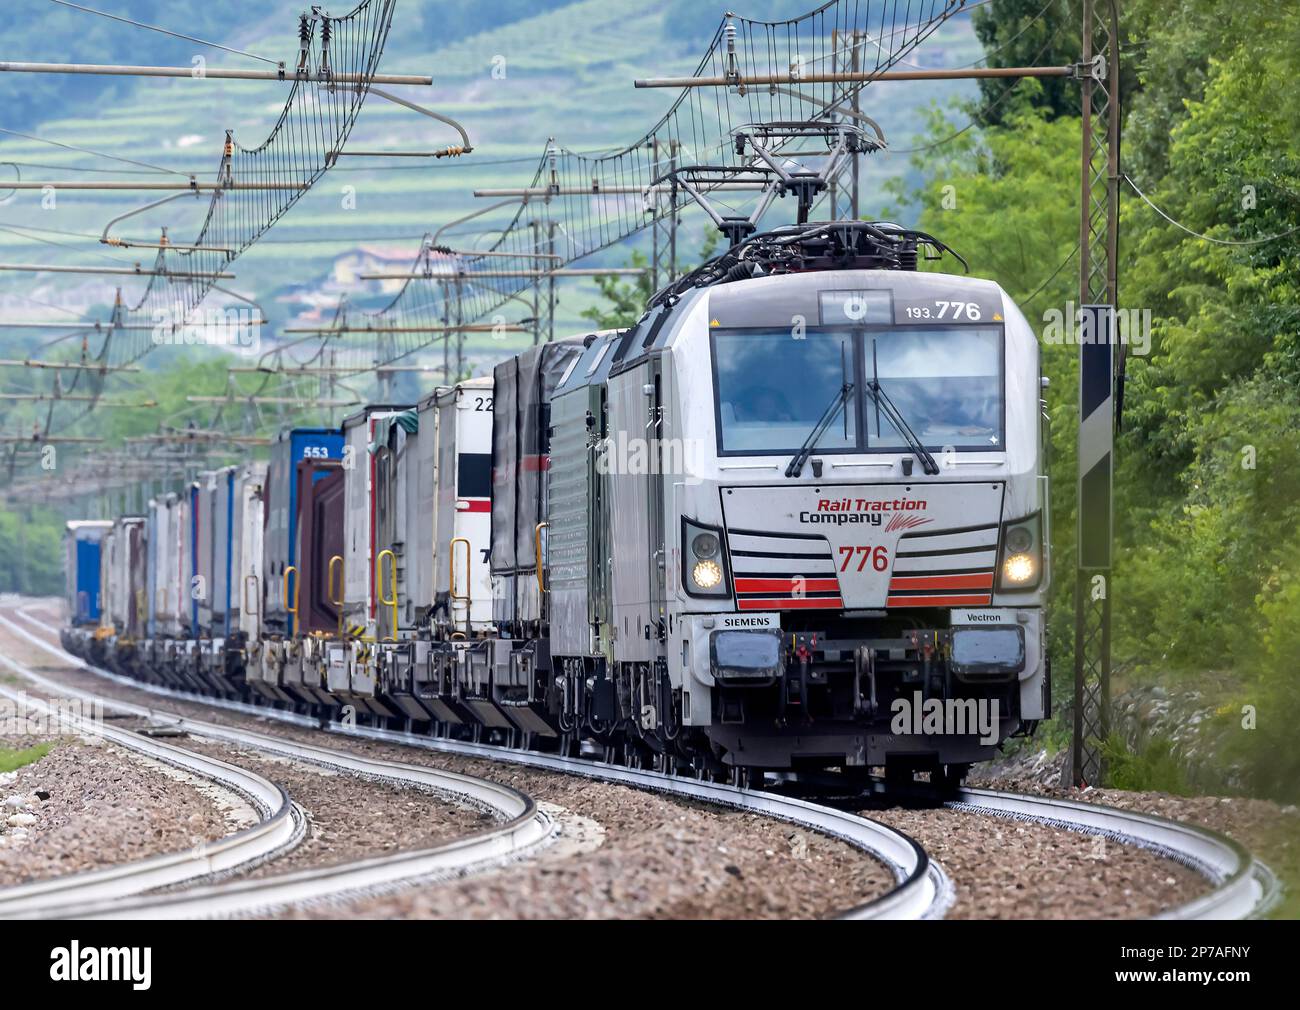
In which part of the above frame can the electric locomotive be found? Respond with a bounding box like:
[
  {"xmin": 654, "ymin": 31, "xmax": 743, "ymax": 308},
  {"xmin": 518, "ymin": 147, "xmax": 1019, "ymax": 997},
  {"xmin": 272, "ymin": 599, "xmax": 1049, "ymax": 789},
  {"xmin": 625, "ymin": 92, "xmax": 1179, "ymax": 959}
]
[{"xmin": 64, "ymin": 221, "xmax": 1049, "ymax": 788}]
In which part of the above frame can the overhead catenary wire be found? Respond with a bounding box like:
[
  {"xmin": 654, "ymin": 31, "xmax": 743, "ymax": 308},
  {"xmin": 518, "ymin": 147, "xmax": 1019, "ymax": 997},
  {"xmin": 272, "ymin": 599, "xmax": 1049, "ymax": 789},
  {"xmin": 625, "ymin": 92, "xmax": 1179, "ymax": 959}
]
[
  {"xmin": 1123, "ymin": 173, "xmax": 1300, "ymax": 246},
  {"xmin": 0, "ymin": 125, "xmax": 184, "ymax": 174},
  {"xmin": 46, "ymin": 0, "xmax": 280, "ymax": 65},
  {"xmin": 309, "ymin": 0, "xmax": 969, "ymax": 378},
  {"xmin": 1, "ymin": 0, "xmax": 402, "ymax": 453}
]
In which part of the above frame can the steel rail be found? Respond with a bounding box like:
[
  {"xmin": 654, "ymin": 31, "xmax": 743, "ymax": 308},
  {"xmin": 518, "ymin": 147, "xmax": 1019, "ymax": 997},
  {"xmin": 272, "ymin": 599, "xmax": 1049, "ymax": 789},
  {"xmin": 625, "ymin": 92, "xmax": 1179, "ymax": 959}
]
[
  {"xmin": 8, "ymin": 609, "xmax": 950, "ymax": 921},
  {"xmin": 0, "ymin": 658, "xmax": 304, "ymax": 918},
  {"xmin": 0, "ymin": 625, "xmax": 553, "ymax": 920},
  {"xmin": 950, "ymin": 788, "xmax": 1281, "ymax": 920}
]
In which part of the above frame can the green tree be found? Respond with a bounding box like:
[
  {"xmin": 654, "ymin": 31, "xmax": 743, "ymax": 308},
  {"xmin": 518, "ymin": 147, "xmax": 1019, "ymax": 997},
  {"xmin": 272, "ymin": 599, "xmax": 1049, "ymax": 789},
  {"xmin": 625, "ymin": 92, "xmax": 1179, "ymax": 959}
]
[{"xmin": 580, "ymin": 251, "xmax": 656, "ymax": 329}]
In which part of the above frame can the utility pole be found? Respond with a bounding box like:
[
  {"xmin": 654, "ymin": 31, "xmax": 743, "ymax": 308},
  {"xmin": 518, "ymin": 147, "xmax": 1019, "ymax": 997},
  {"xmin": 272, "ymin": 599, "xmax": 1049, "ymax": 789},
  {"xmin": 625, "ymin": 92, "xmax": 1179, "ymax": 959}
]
[
  {"xmin": 828, "ymin": 29, "xmax": 866, "ymax": 222},
  {"xmin": 453, "ymin": 278, "xmax": 466, "ymax": 380},
  {"xmin": 650, "ymin": 138, "xmax": 680, "ymax": 291},
  {"xmin": 1072, "ymin": 0, "xmax": 1122, "ymax": 788},
  {"xmin": 530, "ymin": 221, "xmax": 542, "ymax": 346},
  {"xmin": 545, "ymin": 221, "xmax": 557, "ymax": 343}
]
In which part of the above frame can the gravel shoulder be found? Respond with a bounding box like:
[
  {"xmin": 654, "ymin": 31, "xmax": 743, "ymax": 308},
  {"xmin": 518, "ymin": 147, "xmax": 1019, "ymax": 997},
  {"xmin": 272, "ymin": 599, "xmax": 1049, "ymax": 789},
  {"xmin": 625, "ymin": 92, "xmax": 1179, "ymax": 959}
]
[
  {"xmin": 156, "ymin": 735, "xmax": 496, "ymax": 880},
  {"xmin": 860, "ymin": 802, "xmax": 1207, "ymax": 919},
  {"xmin": 0, "ymin": 730, "xmax": 237, "ymax": 887},
  {"xmin": 12, "ymin": 607, "xmax": 1253, "ymax": 920},
  {"xmin": 971, "ymin": 750, "xmax": 1300, "ymax": 919}
]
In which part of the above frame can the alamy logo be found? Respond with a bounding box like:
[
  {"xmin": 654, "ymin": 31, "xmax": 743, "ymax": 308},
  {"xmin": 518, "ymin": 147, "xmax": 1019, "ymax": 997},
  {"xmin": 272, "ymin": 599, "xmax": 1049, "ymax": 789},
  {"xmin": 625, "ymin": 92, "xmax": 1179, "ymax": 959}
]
[
  {"xmin": 890, "ymin": 691, "xmax": 1001, "ymax": 745},
  {"xmin": 49, "ymin": 942, "xmax": 152, "ymax": 990}
]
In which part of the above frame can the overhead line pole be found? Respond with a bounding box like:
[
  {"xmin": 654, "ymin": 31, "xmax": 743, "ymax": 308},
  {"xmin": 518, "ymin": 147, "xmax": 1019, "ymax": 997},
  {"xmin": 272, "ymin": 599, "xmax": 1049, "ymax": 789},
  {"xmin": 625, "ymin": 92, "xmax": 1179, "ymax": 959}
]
[{"xmin": 1072, "ymin": 0, "xmax": 1122, "ymax": 789}]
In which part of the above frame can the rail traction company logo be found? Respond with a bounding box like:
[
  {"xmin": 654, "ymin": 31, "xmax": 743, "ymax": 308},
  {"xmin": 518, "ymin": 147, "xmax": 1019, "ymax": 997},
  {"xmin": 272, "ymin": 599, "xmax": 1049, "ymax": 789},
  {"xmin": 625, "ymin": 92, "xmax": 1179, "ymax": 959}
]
[
  {"xmin": 49, "ymin": 942, "xmax": 152, "ymax": 991},
  {"xmin": 799, "ymin": 497, "xmax": 932, "ymax": 528}
]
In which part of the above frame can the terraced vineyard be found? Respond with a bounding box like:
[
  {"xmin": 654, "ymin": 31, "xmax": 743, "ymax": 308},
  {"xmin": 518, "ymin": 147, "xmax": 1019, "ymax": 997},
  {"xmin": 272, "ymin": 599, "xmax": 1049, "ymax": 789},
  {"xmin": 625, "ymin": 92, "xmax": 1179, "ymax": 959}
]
[{"xmin": 0, "ymin": 0, "xmax": 979, "ymax": 376}]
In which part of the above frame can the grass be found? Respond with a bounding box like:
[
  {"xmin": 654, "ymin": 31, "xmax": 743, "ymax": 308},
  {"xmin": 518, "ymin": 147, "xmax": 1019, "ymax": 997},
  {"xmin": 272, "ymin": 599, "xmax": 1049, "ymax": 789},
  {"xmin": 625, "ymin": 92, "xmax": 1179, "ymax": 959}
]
[
  {"xmin": 0, "ymin": 742, "xmax": 53, "ymax": 774},
  {"xmin": 1101, "ymin": 732, "xmax": 1191, "ymax": 795},
  {"xmin": 1256, "ymin": 818, "xmax": 1300, "ymax": 920}
]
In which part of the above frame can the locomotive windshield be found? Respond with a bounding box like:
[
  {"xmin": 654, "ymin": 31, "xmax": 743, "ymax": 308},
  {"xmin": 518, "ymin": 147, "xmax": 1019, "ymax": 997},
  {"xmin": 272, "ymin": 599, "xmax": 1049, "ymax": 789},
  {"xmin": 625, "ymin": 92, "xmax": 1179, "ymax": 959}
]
[
  {"xmin": 712, "ymin": 329, "xmax": 858, "ymax": 453},
  {"xmin": 712, "ymin": 325, "xmax": 1003, "ymax": 455}
]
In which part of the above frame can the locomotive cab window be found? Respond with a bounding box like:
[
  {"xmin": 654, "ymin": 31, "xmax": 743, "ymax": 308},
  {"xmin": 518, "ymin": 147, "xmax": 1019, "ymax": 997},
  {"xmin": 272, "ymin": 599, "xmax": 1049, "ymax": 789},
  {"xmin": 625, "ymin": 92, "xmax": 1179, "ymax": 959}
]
[
  {"xmin": 866, "ymin": 326, "xmax": 1004, "ymax": 451},
  {"xmin": 711, "ymin": 325, "xmax": 1004, "ymax": 456},
  {"xmin": 712, "ymin": 329, "xmax": 857, "ymax": 454}
]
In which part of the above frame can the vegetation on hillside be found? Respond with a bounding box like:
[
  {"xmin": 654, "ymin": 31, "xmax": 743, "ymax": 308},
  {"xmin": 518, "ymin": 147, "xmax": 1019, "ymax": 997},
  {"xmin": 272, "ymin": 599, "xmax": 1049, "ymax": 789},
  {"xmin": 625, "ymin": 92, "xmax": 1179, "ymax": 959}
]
[{"xmin": 888, "ymin": 0, "xmax": 1300, "ymax": 799}]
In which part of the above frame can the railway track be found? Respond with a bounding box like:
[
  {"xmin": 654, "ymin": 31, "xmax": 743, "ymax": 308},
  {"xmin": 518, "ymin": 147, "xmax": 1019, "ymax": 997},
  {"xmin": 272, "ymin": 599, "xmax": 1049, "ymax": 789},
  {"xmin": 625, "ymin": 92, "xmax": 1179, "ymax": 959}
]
[
  {"xmin": 0, "ymin": 608, "xmax": 951, "ymax": 920},
  {"xmin": 5, "ymin": 606, "xmax": 1281, "ymax": 919},
  {"xmin": 0, "ymin": 655, "xmax": 305, "ymax": 918},
  {"xmin": 947, "ymin": 789, "xmax": 1279, "ymax": 919},
  {"xmin": 0, "ymin": 647, "xmax": 554, "ymax": 919}
]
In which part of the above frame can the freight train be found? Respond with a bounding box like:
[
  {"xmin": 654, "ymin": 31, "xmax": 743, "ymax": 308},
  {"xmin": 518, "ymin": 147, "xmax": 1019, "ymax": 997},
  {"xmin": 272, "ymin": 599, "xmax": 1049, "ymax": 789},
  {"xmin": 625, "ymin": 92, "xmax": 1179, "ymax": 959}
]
[{"xmin": 61, "ymin": 222, "xmax": 1050, "ymax": 788}]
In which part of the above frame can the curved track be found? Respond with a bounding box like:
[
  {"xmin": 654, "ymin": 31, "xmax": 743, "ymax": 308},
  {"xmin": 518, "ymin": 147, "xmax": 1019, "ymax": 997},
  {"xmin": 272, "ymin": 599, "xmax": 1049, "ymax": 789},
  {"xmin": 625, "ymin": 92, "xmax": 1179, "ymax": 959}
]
[
  {"xmin": 12, "ymin": 604, "xmax": 1281, "ymax": 919},
  {"xmin": 949, "ymin": 788, "xmax": 1280, "ymax": 920},
  {"xmin": 3, "ymin": 609, "xmax": 951, "ymax": 920},
  {"xmin": 0, "ymin": 655, "xmax": 304, "ymax": 918},
  {"xmin": 0, "ymin": 650, "xmax": 553, "ymax": 919}
]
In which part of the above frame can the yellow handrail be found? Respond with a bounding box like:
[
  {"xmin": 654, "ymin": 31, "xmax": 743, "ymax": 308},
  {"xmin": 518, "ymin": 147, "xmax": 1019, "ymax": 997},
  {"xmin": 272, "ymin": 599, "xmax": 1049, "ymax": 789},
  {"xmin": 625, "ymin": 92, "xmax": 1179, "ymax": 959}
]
[
  {"xmin": 450, "ymin": 537, "xmax": 471, "ymax": 603},
  {"xmin": 283, "ymin": 565, "xmax": 299, "ymax": 637},
  {"xmin": 534, "ymin": 522, "xmax": 548, "ymax": 594},
  {"xmin": 376, "ymin": 548, "xmax": 398, "ymax": 643},
  {"xmin": 327, "ymin": 554, "xmax": 345, "ymax": 637}
]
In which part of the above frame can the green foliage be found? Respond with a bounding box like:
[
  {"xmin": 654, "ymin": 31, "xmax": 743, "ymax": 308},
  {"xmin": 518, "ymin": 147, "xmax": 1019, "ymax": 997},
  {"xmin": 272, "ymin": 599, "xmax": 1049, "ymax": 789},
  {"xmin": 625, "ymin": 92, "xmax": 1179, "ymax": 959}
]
[
  {"xmin": 0, "ymin": 742, "xmax": 53, "ymax": 774},
  {"xmin": 1100, "ymin": 732, "xmax": 1190, "ymax": 795},
  {"xmin": 970, "ymin": 0, "xmax": 1082, "ymax": 126},
  {"xmin": 0, "ymin": 505, "xmax": 66, "ymax": 596},
  {"xmin": 580, "ymin": 251, "xmax": 655, "ymax": 329},
  {"xmin": 1219, "ymin": 543, "xmax": 1300, "ymax": 803},
  {"xmin": 884, "ymin": 0, "xmax": 1300, "ymax": 802}
]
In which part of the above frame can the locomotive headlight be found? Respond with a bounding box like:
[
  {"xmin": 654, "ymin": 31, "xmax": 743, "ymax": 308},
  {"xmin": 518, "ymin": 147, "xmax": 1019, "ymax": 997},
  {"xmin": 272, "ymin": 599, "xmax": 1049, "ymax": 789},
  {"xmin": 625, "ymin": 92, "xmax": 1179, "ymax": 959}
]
[
  {"xmin": 683, "ymin": 517, "xmax": 730, "ymax": 597},
  {"xmin": 692, "ymin": 559, "xmax": 723, "ymax": 590},
  {"xmin": 692, "ymin": 532, "xmax": 720, "ymax": 559},
  {"xmin": 1005, "ymin": 526, "xmax": 1033, "ymax": 554},
  {"xmin": 1002, "ymin": 553, "xmax": 1036, "ymax": 585},
  {"xmin": 997, "ymin": 513, "xmax": 1044, "ymax": 591}
]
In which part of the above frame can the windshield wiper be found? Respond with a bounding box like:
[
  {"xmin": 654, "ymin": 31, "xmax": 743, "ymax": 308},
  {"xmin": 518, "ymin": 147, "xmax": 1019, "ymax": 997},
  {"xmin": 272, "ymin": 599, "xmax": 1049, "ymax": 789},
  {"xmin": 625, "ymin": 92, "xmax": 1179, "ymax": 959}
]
[
  {"xmin": 865, "ymin": 378, "xmax": 941, "ymax": 475},
  {"xmin": 785, "ymin": 380, "xmax": 854, "ymax": 478}
]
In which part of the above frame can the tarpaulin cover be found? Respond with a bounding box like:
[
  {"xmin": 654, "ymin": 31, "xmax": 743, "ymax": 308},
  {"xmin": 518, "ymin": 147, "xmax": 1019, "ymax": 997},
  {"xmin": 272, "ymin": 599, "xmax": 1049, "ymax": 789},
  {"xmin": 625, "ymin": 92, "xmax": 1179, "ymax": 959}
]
[
  {"xmin": 370, "ymin": 408, "xmax": 419, "ymax": 455},
  {"xmin": 491, "ymin": 340, "xmax": 584, "ymax": 576}
]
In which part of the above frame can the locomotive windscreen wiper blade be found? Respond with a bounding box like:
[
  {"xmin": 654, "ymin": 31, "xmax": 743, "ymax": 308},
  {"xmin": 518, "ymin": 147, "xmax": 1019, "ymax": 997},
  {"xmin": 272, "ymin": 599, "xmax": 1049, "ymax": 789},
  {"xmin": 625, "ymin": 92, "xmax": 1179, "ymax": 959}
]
[
  {"xmin": 785, "ymin": 381, "xmax": 854, "ymax": 478},
  {"xmin": 865, "ymin": 379, "xmax": 941, "ymax": 475}
]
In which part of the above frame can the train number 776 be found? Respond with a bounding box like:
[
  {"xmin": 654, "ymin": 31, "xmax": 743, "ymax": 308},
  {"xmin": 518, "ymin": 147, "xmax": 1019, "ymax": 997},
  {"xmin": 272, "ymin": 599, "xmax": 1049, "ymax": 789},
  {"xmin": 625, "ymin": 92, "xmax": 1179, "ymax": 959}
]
[{"xmin": 838, "ymin": 545, "xmax": 889, "ymax": 572}]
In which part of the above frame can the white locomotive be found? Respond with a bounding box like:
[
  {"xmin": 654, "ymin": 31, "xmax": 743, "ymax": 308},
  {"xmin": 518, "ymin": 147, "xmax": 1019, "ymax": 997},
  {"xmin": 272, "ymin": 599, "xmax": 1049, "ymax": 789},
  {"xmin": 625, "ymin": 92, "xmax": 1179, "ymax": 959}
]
[{"xmin": 66, "ymin": 223, "xmax": 1049, "ymax": 787}]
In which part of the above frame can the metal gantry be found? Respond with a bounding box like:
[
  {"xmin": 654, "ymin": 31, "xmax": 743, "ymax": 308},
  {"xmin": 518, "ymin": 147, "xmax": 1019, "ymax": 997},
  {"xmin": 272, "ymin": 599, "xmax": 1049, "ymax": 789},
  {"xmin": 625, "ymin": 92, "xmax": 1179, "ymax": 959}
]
[
  {"xmin": 649, "ymin": 138, "xmax": 681, "ymax": 292},
  {"xmin": 827, "ymin": 29, "xmax": 867, "ymax": 223}
]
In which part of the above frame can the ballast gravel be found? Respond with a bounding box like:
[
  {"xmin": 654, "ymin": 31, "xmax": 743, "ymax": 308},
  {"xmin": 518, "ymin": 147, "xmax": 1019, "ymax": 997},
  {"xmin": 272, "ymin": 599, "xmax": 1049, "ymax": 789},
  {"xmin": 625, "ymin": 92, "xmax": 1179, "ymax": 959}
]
[
  {"xmin": 859, "ymin": 803, "xmax": 1208, "ymax": 919},
  {"xmin": 2, "ymin": 624, "xmax": 897, "ymax": 918},
  {"xmin": 0, "ymin": 732, "xmax": 233, "ymax": 887},
  {"xmin": 155, "ymin": 735, "xmax": 494, "ymax": 879},
  {"xmin": 0, "ymin": 610, "xmax": 1232, "ymax": 919}
]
